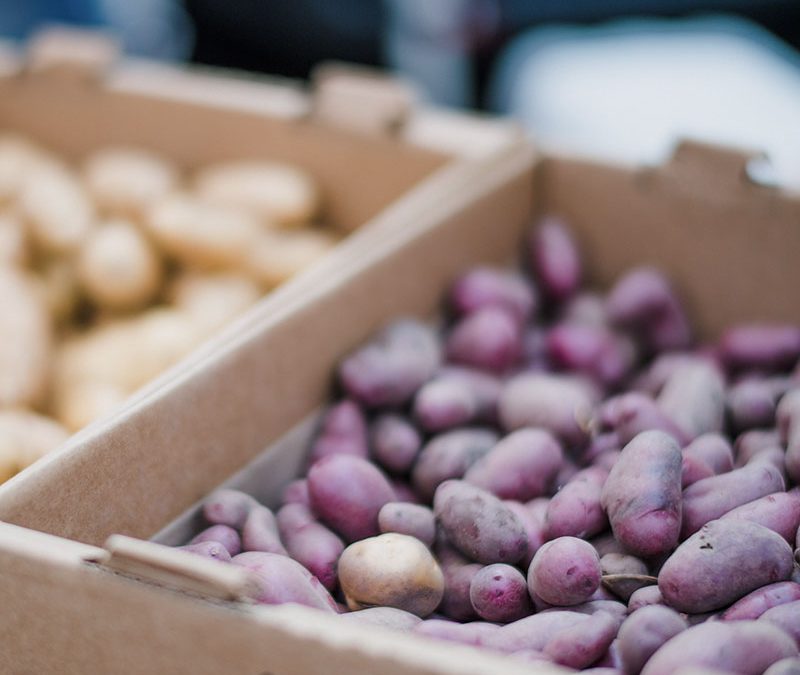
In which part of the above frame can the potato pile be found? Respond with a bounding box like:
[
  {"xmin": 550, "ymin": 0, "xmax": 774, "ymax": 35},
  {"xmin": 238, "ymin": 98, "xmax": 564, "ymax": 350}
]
[
  {"xmin": 175, "ymin": 217, "xmax": 800, "ymax": 674},
  {"xmin": 0, "ymin": 134, "xmax": 336, "ymax": 483}
]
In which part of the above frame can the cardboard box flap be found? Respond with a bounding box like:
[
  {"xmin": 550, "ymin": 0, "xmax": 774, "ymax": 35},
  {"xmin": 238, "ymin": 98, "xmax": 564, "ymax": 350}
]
[
  {"xmin": 311, "ymin": 62, "xmax": 416, "ymax": 137},
  {"xmin": 652, "ymin": 138, "xmax": 782, "ymax": 205},
  {"xmin": 92, "ymin": 535, "xmax": 258, "ymax": 602},
  {"xmin": 25, "ymin": 25, "xmax": 119, "ymax": 80}
]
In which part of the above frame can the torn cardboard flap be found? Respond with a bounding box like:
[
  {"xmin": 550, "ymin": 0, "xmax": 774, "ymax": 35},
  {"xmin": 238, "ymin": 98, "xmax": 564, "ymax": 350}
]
[
  {"xmin": 95, "ymin": 534, "xmax": 258, "ymax": 602},
  {"xmin": 646, "ymin": 138, "xmax": 787, "ymax": 205}
]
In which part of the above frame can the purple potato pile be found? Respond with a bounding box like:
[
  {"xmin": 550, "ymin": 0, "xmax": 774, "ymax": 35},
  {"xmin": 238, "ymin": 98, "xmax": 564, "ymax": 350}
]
[{"xmin": 174, "ymin": 216, "xmax": 800, "ymax": 672}]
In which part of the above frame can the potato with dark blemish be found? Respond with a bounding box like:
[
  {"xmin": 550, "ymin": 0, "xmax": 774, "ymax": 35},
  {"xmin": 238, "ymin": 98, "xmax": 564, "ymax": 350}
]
[{"xmin": 659, "ymin": 520, "xmax": 794, "ymax": 613}]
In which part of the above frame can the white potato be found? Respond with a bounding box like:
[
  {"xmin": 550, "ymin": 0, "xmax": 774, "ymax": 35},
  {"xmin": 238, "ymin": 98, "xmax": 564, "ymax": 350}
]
[
  {"xmin": 146, "ymin": 193, "xmax": 261, "ymax": 269},
  {"xmin": 19, "ymin": 162, "xmax": 95, "ymax": 256},
  {"xmin": 0, "ymin": 409, "xmax": 70, "ymax": 479},
  {"xmin": 0, "ymin": 267, "xmax": 52, "ymax": 408},
  {"xmin": 77, "ymin": 219, "xmax": 163, "ymax": 311},
  {"xmin": 195, "ymin": 160, "xmax": 318, "ymax": 228},
  {"xmin": 83, "ymin": 147, "xmax": 178, "ymax": 218}
]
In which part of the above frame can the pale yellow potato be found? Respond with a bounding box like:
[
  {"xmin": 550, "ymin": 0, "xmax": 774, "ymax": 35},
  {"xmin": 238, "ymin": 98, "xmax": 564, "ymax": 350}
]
[
  {"xmin": 0, "ymin": 409, "xmax": 70, "ymax": 477},
  {"xmin": 77, "ymin": 219, "xmax": 163, "ymax": 311},
  {"xmin": 34, "ymin": 257, "xmax": 81, "ymax": 323},
  {"xmin": 0, "ymin": 267, "xmax": 52, "ymax": 408},
  {"xmin": 55, "ymin": 307, "xmax": 200, "ymax": 396},
  {"xmin": 246, "ymin": 229, "xmax": 337, "ymax": 288},
  {"xmin": 338, "ymin": 533, "xmax": 445, "ymax": 617},
  {"xmin": 52, "ymin": 381, "xmax": 129, "ymax": 433},
  {"xmin": 194, "ymin": 160, "xmax": 318, "ymax": 228},
  {"xmin": 83, "ymin": 147, "xmax": 178, "ymax": 218},
  {"xmin": 145, "ymin": 193, "xmax": 261, "ymax": 269},
  {"xmin": 18, "ymin": 162, "xmax": 95, "ymax": 256},
  {"xmin": 169, "ymin": 271, "xmax": 261, "ymax": 334},
  {"xmin": 0, "ymin": 211, "xmax": 29, "ymax": 266},
  {"xmin": 0, "ymin": 134, "xmax": 53, "ymax": 206}
]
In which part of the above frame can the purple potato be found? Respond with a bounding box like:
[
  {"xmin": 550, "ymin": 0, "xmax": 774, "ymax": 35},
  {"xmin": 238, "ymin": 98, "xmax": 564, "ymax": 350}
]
[
  {"xmin": 499, "ymin": 372, "xmax": 598, "ymax": 447},
  {"xmin": 599, "ymin": 392, "xmax": 691, "ymax": 446},
  {"xmin": 721, "ymin": 491, "xmax": 800, "ymax": 542},
  {"xmin": 232, "ymin": 551, "xmax": 339, "ymax": 612},
  {"xmin": 446, "ymin": 306, "xmax": 523, "ymax": 373},
  {"xmin": 202, "ymin": 489, "xmax": 258, "ymax": 529},
  {"xmin": 628, "ymin": 586, "xmax": 666, "ymax": 613},
  {"xmin": 681, "ymin": 454, "xmax": 716, "ymax": 488},
  {"xmin": 370, "ymin": 413, "xmax": 422, "ymax": 474},
  {"xmin": 642, "ymin": 621, "xmax": 798, "ymax": 675},
  {"xmin": 276, "ymin": 503, "xmax": 344, "ymax": 592},
  {"xmin": 308, "ymin": 399, "xmax": 369, "ymax": 463},
  {"xmin": 307, "ymin": 454, "xmax": 395, "ymax": 542},
  {"xmin": 544, "ymin": 610, "xmax": 618, "ymax": 669},
  {"xmin": 378, "ymin": 502, "xmax": 436, "ymax": 547},
  {"xmin": 777, "ymin": 389, "xmax": 800, "ymax": 484},
  {"xmin": 529, "ymin": 216, "xmax": 582, "ymax": 302},
  {"xmin": 657, "ymin": 361, "xmax": 725, "ymax": 440},
  {"xmin": 760, "ymin": 601, "xmax": 800, "ymax": 647},
  {"xmin": 436, "ymin": 544, "xmax": 482, "ymax": 621},
  {"xmin": 505, "ymin": 499, "xmax": 546, "ymax": 568},
  {"xmin": 487, "ymin": 611, "xmax": 588, "ymax": 653},
  {"xmin": 413, "ymin": 377, "xmax": 477, "ymax": 432},
  {"xmin": 601, "ymin": 430, "xmax": 683, "ymax": 557},
  {"xmin": 719, "ymin": 324, "xmax": 800, "ymax": 372},
  {"xmin": 411, "ymin": 427, "xmax": 498, "ymax": 501},
  {"xmin": 413, "ymin": 619, "xmax": 500, "ymax": 648},
  {"xmin": 177, "ymin": 541, "xmax": 232, "ymax": 562},
  {"xmin": 433, "ymin": 480, "xmax": 529, "ymax": 564},
  {"xmin": 528, "ymin": 536, "xmax": 602, "ymax": 606},
  {"xmin": 190, "ymin": 524, "xmax": 242, "ymax": 556},
  {"xmin": 449, "ymin": 266, "xmax": 537, "ymax": 323},
  {"xmin": 464, "ymin": 428, "xmax": 563, "ymax": 501},
  {"xmin": 722, "ymin": 582, "xmax": 800, "ymax": 621},
  {"xmin": 606, "ymin": 267, "xmax": 691, "ymax": 352},
  {"xmin": 727, "ymin": 379, "xmax": 778, "ymax": 431},
  {"xmin": 281, "ymin": 479, "xmax": 311, "ymax": 507},
  {"xmin": 734, "ymin": 429, "xmax": 782, "ymax": 467},
  {"xmin": 241, "ymin": 505, "xmax": 288, "ymax": 556},
  {"xmin": 546, "ymin": 467, "xmax": 608, "ymax": 540},
  {"xmin": 618, "ymin": 606, "xmax": 690, "ymax": 675},
  {"xmin": 469, "ymin": 563, "xmax": 532, "ymax": 623},
  {"xmin": 764, "ymin": 657, "xmax": 800, "ymax": 675},
  {"xmin": 659, "ymin": 520, "xmax": 794, "ymax": 614},
  {"xmin": 683, "ymin": 433, "xmax": 734, "ymax": 475},
  {"xmin": 681, "ymin": 462, "xmax": 785, "ymax": 537},
  {"xmin": 547, "ymin": 322, "xmax": 636, "ymax": 388},
  {"xmin": 339, "ymin": 319, "xmax": 441, "ymax": 408}
]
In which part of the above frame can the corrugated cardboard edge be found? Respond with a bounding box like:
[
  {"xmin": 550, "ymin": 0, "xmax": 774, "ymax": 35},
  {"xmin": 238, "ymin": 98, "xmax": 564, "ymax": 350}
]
[
  {"xmin": 0, "ymin": 522, "xmax": 565, "ymax": 675},
  {"xmin": 0, "ymin": 142, "xmax": 537, "ymax": 542}
]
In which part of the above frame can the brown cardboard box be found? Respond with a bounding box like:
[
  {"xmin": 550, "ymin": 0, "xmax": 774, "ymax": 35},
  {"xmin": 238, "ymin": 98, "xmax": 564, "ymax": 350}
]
[
  {"xmin": 0, "ymin": 28, "xmax": 522, "ymax": 454},
  {"xmin": 1, "ymin": 35, "xmax": 800, "ymax": 675}
]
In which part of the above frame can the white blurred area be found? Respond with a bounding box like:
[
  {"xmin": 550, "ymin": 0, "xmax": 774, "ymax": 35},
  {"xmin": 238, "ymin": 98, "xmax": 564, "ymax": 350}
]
[{"xmin": 489, "ymin": 17, "xmax": 800, "ymax": 189}]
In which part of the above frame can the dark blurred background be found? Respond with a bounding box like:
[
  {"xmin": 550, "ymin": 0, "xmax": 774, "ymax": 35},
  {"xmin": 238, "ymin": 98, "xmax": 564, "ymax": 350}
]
[
  {"xmin": 2, "ymin": 0, "xmax": 800, "ymax": 183},
  {"xmin": 1, "ymin": 0, "xmax": 798, "ymax": 108}
]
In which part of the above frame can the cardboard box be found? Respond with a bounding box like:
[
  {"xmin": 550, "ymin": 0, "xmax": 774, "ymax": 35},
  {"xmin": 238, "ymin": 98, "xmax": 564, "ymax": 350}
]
[
  {"xmin": 1, "ymin": 42, "xmax": 800, "ymax": 672},
  {"xmin": 0, "ymin": 28, "xmax": 523, "ymax": 447}
]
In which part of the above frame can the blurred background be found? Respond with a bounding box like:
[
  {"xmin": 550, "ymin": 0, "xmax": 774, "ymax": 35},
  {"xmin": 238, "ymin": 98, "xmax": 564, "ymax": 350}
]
[{"xmin": 2, "ymin": 0, "xmax": 800, "ymax": 183}]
